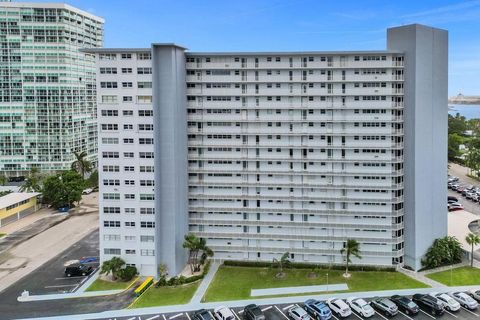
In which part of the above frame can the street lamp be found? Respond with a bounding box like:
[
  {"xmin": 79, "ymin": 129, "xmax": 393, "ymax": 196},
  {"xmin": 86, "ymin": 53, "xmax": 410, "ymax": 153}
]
[{"xmin": 326, "ymin": 272, "xmax": 329, "ymax": 292}]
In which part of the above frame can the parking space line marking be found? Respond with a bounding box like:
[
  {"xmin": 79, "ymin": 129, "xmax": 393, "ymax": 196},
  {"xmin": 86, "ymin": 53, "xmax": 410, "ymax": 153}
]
[
  {"xmin": 138, "ymin": 317, "xmax": 142, "ymax": 320},
  {"xmin": 461, "ymin": 307, "xmax": 479, "ymax": 317},
  {"xmin": 374, "ymin": 311, "xmax": 389, "ymax": 320},
  {"xmin": 444, "ymin": 309, "xmax": 458, "ymax": 318},
  {"xmin": 261, "ymin": 306, "xmax": 272, "ymax": 312},
  {"xmin": 350, "ymin": 311, "xmax": 363, "ymax": 320},
  {"xmin": 282, "ymin": 304, "xmax": 294, "ymax": 311},
  {"xmin": 231, "ymin": 309, "xmax": 240, "ymax": 320},
  {"xmin": 146, "ymin": 316, "xmax": 160, "ymax": 320},
  {"xmin": 44, "ymin": 284, "xmax": 78, "ymax": 288},
  {"xmin": 330, "ymin": 314, "xmax": 339, "ymax": 320},
  {"xmin": 418, "ymin": 309, "xmax": 436, "ymax": 319},
  {"xmin": 126, "ymin": 317, "xmax": 135, "ymax": 320},
  {"xmin": 275, "ymin": 305, "xmax": 290, "ymax": 320},
  {"xmin": 238, "ymin": 310, "xmax": 244, "ymax": 314},
  {"xmin": 162, "ymin": 315, "xmax": 166, "ymax": 320},
  {"xmin": 185, "ymin": 313, "xmax": 191, "ymax": 320},
  {"xmin": 55, "ymin": 276, "xmax": 87, "ymax": 280},
  {"xmin": 169, "ymin": 313, "xmax": 183, "ymax": 320},
  {"xmin": 398, "ymin": 311, "xmax": 414, "ymax": 320}
]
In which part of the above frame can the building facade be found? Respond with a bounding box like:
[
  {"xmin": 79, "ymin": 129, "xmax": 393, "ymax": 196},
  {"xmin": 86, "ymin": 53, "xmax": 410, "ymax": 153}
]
[
  {"xmin": 0, "ymin": 2, "xmax": 103, "ymax": 176},
  {"xmin": 91, "ymin": 24, "xmax": 447, "ymax": 276}
]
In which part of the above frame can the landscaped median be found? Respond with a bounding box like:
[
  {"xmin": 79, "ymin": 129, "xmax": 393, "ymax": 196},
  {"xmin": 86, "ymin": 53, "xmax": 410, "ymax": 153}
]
[
  {"xmin": 129, "ymin": 281, "xmax": 201, "ymax": 308},
  {"xmin": 203, "ymin": 263, "xmax": 429, "ymax": 302},
  {"xmin": 86, "ymin": 277, "xmax": 138, "ymax": 292},
  {"xmin": 426, "ymin": 266, "xmax": 480, "ymax": 286}
]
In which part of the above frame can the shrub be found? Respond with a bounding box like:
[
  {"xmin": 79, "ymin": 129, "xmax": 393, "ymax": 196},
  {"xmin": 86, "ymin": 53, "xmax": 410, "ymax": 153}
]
[
  {"xmin": 422, "ymin": 236, "xmax": 463, "ymax": 269},
  {"xmin": 117, "ymin": 266, "xmax": 137, "ymax": 281},
  {"xmin": 222, "ymin": 260, "xmax": 395, "ymax": 272}
]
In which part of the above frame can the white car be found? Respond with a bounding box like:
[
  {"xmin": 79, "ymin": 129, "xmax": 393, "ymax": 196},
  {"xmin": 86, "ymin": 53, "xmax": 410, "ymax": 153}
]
[
  {"xmin": 213, "ymin": 306, "xmax": 235, "ymax": 320},
  {"xmin": 327, "ymin": 298, "xmax": 352, "ymax": 318},
  {"xmin": 82, "ymin": 188, "xmax": 93, "ymax": 195},
  {"xmin": 430, "ymin": 292, "xmax": 460, "ymax": 311},
  {"xmin": 468, "ymin": 289, "xmax": 480, "ymax": 301},
  {"xmin": 288, "ymin": 306, "xmax": 311, "ymax": 320},
  {"xmin": 346, "ymin": 297, "xmax": 375, "ymax": 318},
  {"xmin": 449, "ymin": 291, "xmax": 479, "ymax": 310}
]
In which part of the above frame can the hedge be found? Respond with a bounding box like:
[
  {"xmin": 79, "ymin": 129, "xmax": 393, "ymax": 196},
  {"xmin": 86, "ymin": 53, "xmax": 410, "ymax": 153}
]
[
  {"xmin": 135, "ymin": 276, "xmax": 153, "ymax": 296},
  {"xmin": 222, "ymin": 260, "xmax": 396, "ymax": 272}
]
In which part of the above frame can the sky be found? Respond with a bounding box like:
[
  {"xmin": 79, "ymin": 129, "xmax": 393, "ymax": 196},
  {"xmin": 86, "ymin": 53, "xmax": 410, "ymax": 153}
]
[{"xmin": 27, "ymin": 0, "xmax": 480, "ymax": 96}]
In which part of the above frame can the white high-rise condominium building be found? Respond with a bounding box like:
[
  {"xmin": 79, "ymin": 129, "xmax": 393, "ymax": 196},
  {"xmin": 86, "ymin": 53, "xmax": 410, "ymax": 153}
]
[
  {"xmin": 0, "ymin": 1, "xmax": 103, "ymax": 176},
  {"xmin": 89, "ymin": 24, "xmax": 447, "ymax": 276}
]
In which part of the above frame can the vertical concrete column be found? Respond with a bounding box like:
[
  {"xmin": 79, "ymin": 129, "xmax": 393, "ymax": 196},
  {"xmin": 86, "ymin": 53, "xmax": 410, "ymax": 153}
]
[
  {"xmin": 387, "ymin": 24, "xmax": 448, "ymax": 270},
  {"xmin": 152, "ymin": 44, "xmax": 189, "ymax": 276}
]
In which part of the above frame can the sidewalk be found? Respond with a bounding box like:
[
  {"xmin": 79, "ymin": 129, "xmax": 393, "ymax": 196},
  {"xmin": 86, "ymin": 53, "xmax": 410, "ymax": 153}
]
[
  {"xmin": 18, "ymin": 284, "xmax": 480, "ymax": 320},
  {"xmin": 190, "ymin": 260, "xmax": 220, "ymax": 303}
]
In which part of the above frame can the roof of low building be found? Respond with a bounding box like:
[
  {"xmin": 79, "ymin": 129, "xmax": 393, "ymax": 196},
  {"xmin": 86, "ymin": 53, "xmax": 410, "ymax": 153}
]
[{"xmin": 0, "ymin": 192, "xmax": 41, "ymax": 210}]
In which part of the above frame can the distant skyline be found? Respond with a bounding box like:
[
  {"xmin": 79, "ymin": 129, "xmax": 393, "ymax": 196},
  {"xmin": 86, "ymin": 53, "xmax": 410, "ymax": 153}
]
[{"xmin": 22, "ymin": 0, "xmax": 480, "ymax": 95}]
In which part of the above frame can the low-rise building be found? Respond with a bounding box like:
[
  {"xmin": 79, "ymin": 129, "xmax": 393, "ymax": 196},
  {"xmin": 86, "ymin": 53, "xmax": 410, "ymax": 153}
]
[{"xmin": 0, "ymin": 192, "xmax": 41, "ymax": 227}]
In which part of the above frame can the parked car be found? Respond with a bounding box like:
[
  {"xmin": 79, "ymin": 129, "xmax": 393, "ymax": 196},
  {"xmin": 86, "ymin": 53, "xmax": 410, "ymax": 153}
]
[
  {"xmin": 448, "ymin": 196, "xmax": 458, "ymax": 202},
  {"xmin": 304, "ymin": 299, "xmax": 332, "ymax": 320},
  {"xmin": 448, "ymin": 199, "xmax": 458, "ymax": 204},
  {"xmin": 288, "ymin": 306, "xmax": 311, "ymax": 320},
  {"xmin": 449, "ymin": 291, "xmax": 479, "ymax": 310},
  {"xmin": 346, "ymin": 297, "xmax": 374, "ymax": 318},
  {"xmin": 193, "ymin": 309, "xmax": 214, "ymax": 320},
  {"xmin": 244, "ymin": 304, "xmax": 266, "ymax": 320},
  {"xmin": 326, "ymin": 298, "xmax": 351, "ymax": 318},
  {"xmin": 370, "ymin": 298, "xmax": 398, "ymax": 317},
  {"xmin": 468, "ymin": 289, "xmax": 480, "ymax": 301},
  {"xmin": 64, "ymin": 263, "xmax": 93, "ymax": 277},
  {"xmin": 82, "ymin": 188, "xmax": 93, "ymax": 195},
  {"xmin": 430, "ymin": 292, "xmax": 461, "ymax": 311},
  {"xmin": 79, "ymin": 256, "xmax": 99, "ymax": 264},
  {"xmin": 448, "ymin": 203, "xmax": 464, "ymax": 211},
  {"xmin": 214, "ymin": 306, "xmax": 235, "ymax": 320},
  {"xmin": 390, "ymin": 295, "xmax": 419, "ymax": 315},
  {"xmin": 451, "ymin": 184, "xmax": 460, "ymax": 191},
  {"xmin": 412, "ymin": 294, "xmax": 444, "ymax": 316}
]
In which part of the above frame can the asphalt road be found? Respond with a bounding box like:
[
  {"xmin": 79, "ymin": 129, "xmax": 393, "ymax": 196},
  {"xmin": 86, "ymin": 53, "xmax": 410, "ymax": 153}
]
[
  {"xmin": 92, "ymin": 300, "xmax": 480, "ymax": 320},
  {"xmin": 0, "ymin": 229, "xmax": 135, "ymax": 320}
]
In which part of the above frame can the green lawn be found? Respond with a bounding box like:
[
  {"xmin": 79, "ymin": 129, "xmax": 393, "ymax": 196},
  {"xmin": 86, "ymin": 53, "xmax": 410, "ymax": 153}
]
[
  {"xmin": 204, "ymin": 266, "xmax": 429, "ymax": 302},
  {"xmin": 86, "ymin": 277, "xmax": 137, "ymax": 292},
  {"xmin": 129, "ymin": 282, "xmax": 200, "ymax": 308},
  {"xmin": 426, "ymin": 266, "xmax": 480, "ymax": 286}
]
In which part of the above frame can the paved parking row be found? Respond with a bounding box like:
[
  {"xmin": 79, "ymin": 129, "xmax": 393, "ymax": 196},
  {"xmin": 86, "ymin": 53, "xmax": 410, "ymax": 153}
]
[{"xmin": 96, "ymin": 300, "xmax": 480, "ymax": 320}]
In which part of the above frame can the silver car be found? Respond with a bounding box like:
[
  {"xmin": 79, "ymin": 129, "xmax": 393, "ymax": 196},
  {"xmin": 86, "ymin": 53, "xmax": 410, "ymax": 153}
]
[
  {"xmin": 449, "ymin": 292, "xmax": 479, "ymax": 310},
  {"xmin": 288, "ymin": 306, "xmax": 311, "ymax": 320}
]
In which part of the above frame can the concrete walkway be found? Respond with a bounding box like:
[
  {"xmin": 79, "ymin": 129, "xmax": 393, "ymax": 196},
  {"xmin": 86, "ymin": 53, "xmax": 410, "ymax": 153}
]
[
  {"xmin": 251, "ymin": 284, "xmax": 348, "ymax": 297},
  {"xmin": 18, "ymin": 288, "xmax": 123, "ymax": 302},
  {"xmin": 17, "ymin": 284, "xmax": 480, "ymax": 320},
  {"xmin": 190, "ymin": 260, "xmax": 220, "ymax": 303}
]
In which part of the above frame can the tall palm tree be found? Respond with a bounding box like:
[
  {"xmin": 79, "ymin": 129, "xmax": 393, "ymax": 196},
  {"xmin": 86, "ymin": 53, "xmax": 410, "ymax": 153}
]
[
  {"xmin": 71, "ymin": 150, "xmax": 92, "ymax": 179},
  {"xmin": 340, "ymin": 239, "xmax": 362, "ymax": 278},
  {"xmin": 183, "ymin": 233, "xmax": 213, "ymax": 273},
  {"xmin": 19, "ymin": 167, "xmax": 42, "ymax": 192},
  {"xmin": 466, "ymin": 233, "xmax": 480, "ymax": 267},
  {"xmin": 272, "ymin": 252, "xmax": 291, "ymax": 277}
]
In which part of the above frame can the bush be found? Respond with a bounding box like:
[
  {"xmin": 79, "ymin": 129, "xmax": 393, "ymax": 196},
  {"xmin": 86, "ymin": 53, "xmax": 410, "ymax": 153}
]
[
  {"xmin": 117, "ymin": 266, "xmax": 137, "ymax": 281},
  {"xmin": 155, "ymin": 276, "xmax": 167, "ymax": 287},
  {"xmin": 155, "ymin": 259, "xmax": 212, "ymax": 287},
  {"xmin": 222, "ymin": 260, "xmax": 396, "ymax": 272},
  {"xmin": 422, "ymin": 236, "xmax": 463, "ymax": 269}
]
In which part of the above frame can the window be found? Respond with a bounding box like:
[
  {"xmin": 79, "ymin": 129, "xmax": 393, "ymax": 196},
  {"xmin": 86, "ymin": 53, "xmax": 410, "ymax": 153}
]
[
  {"xmin": 99, "ymin": 54, "xmax": 116, "ymax": 60},
  {"xmin": 100, "ymin": 67, "xmax": 117, "ymax": 74},
  {"xmin": 124, "ymin": 166, "xmax": 135, "ymax": 172},
  {"xmin": 104, "ymin": 248, "xmax": 121, "ymax": 254},
  {"xmin": 125, "ymin": 249, "xmax": 136, "ymax": 254},
  {"xmin": 137, "ymin": 52, "xmax": 151, "ymax": 60},
  {"xmin": 103, "ymin": 193, "xmax": 120, "ymax": 200},
  {"xmin": 101, "ymin": 110, "xmax": 118, "ymax": 117},
  {"xmin": 141, "ymin": 221, "xmax": 155, "ymax": 228},
  {"xmin": 121, "ymin": 68, "xmax": 132, "ymax": 74},
  {"xmin": 138, "ymin": 124, "xmax": 154, "ymax": 131},
  {"xmin": 141, "ymin": 249, "xmax": 155, "ymax": 256},
  {"xmin": 140, "ymin": 207, "xmax": 155, "ymax": 214},
  {"xmin": 123, "ymin": 124, "xmax": 133, "ymax": 130},
  {"xmin": 123, "ymin": 110, "xmax": 133, "ymax": 116},
  {"xmin": 103, "ymin": 207, "xmax": 120, "ymax": 214},
  {"xmin": 102, "ymin": 152, "xmax": 119, "ymax": 158},
  {"xmin": 125, "ymin": 221, "xmax": 135, "ymax": 227},
  {"xmin": 101, "ymin": 138, "xmax": 119, "ymax": 144},
  {"xmin": 122, "ymin": 82, "xmax": 133, "ymax": 88},
  {"xmin": 104, "ymin": 234, "xmax": 120, "ymax": 241},
  {"xmin": 101, "ymin": 95, "xmax": 117, "ymax": 103},
  {"xmin": 103, "ymin": 165, "xmax": 119, "ymax": 172},
  {"xmin": 139, "ymin": 138, "xmax": 154, "ymax": 144},
  {"xmin": 140, "ymin": 194, "xmax": 155, "ymax": 200},
  {"xmin": 103, "ymin": 221, "xmax": 120, "ymax": 227},
  {"xmin": 121, "ymin": 53, "xmax": 132, "ymax": 59},
  {"xmin": 139, "ymin": 152, "xmax": 154, "ymax": 159},
  {"xmin": 101, "ymin": 124, "xmax": 118, "ymax": 131},
  {"xmin": 138, "ymin": 82, "xmax": 152, "ymax": 89},
  {"xmin": 137, "ymin": 67, "xmax": 152, "ymax": 74},
  {"xmin": 100, "ymin": 82, "xmax": 118, "ymax": 89},
  {"xmin": 138, "ymin": 110, "xmax": 153, "ymax": 117},
  {"xmin": 140, "ymin": 236, "xmax": 154, "ymax": 242},
  {"xmin": 137, "ymin": 95, "xmax": 152, "ymax": 103},
  {"xmin": 140, "ymin": 166, "xmax": 154, "ymax": 172}
]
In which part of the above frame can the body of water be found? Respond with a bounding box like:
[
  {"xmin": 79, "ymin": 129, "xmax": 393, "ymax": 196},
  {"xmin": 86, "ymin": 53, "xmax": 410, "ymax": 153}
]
[{"xmin": 449, "ymin": 104, "xmax": 480, "ymax": 119}]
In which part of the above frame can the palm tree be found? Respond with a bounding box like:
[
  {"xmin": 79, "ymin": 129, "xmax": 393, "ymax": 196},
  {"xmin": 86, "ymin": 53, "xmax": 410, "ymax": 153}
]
[
  {"xmin": 19, "ymin": 167, "xmax": 42, "ymax": 192},
  {"xmin": 272, "ymin": 252, "xmax": 291, "ymax": 278},
  {"xmin": 71, "ymin": 150, "xmax": 92, "ymax": 179},
  {"xmin": 183, "ymin": 233, "xmax": 213, "ymax": 273},
  {"xmin": 466, "ymin": 233, "xmax": 480, "ymax": 267},
  {"xmin": 340, "ymin": 239, "xmax": 362, "ymax": 278},
  {"xmin": 100, "ymin": 256, "xmax": 125, "ymax": 281}
]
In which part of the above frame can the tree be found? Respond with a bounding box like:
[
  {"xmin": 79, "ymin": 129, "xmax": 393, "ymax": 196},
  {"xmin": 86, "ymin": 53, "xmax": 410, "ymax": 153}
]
[
  {"xmin": 466, "ymin": 233, "xmax": 480, "ymax": 267},
  {"xmin": 19, "ymin": 167, "xmax": 43, "ymax": 192},
  {"xmin": 86, "ymin": 169, "xmax": 98, "ymax": 188},
  {"xmin": 422, "ymin": 236, "xmax": 463, "ymax": 269},
  {"xmin": 448, "ymin": 133, "xmax": 463, "ymax": 161},
  {"xmin": 0, "ymin": 174, "xmax": 6, "ymax": 186},
  {"xmin": 340, "ymin": 239, "xmax": 362, "ymax": 278},
  {"xmin": 42, "ymin": 171, "xmax": 85, "ymax": 208},
  {"xmin": 71, "ymin": 150, "xmax": 92, "ymax": 179},
  {"xmin": 272, "ymin": 252, "xmax": 291, "ymax": 278},
  {"xmin": 182, "ymin": 233, "xmax": 213, "ymax": 273},
  {"xmin": 100, "ymin": 257, "xmax": 126, "ymax": 281}
]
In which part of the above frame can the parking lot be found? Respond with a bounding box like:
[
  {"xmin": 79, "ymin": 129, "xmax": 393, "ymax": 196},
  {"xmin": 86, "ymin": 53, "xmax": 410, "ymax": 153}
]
[
  {"xmin": 17, "ymin": 229, "xmax": 99, "ymax": 295},
  {"xmin": 93, "ymin": 300, "xmax": 480, "ymax": 320}
]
